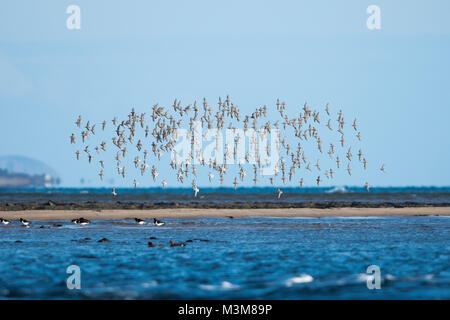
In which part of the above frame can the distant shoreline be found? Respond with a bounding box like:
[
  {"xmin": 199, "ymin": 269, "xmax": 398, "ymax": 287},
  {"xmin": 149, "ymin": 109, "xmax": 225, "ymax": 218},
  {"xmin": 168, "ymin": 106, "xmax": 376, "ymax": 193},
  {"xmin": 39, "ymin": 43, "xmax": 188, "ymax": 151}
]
[
  {"xmin": 0, "ymin": 201, "xmax": 449, "ymax": 212},
  {"xmin": 0, "ymin": 206, "xmax": 449, "ymax": 220}
]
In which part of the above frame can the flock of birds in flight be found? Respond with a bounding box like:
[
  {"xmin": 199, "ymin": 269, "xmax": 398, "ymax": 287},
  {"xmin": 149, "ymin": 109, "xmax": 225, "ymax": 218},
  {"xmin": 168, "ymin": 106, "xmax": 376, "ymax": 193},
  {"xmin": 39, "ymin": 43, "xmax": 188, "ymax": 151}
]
[{"xmin": 70, "ymin": 96, "xmax": 386, "ymax": 199}]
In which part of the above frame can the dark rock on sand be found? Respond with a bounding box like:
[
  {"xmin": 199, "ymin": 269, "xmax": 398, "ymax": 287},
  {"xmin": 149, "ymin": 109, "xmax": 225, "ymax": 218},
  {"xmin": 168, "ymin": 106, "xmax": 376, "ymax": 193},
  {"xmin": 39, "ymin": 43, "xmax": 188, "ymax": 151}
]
[
  {"xmin": 170, "ymin": 240, "xmax": 186, "ymax": 247},
  {"xmin": 148, "ymin": 241, "xmax": 163, "ymax": 247},
  {"xmin": 193, "ymin": 238, "xmax": 210, "ymax": 242}
]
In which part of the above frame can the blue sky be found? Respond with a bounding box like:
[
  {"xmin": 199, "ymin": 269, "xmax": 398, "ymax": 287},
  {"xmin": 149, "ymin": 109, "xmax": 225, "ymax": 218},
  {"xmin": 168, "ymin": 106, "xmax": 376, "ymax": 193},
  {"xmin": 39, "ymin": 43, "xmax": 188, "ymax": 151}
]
[{"xmin": 0, "ymin": 0, "xmax": 449, "ymax": 187}]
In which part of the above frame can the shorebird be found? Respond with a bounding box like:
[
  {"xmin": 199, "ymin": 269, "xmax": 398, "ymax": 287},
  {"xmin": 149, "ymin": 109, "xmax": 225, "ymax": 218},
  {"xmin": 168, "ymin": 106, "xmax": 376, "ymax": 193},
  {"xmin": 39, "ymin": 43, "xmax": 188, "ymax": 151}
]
[
  {"xmin": 75, "ymin": 116, "xmax": 82, "ymax": 128},
  {"xmin": 19, "ymin": 218, "xmax": 30, "ymax": 226},
  {"xmin": 239, "ymin": 167, "xmax": 246, "ymax": 181},
  {"xmin": 316, "ymin": 175, "xmax": 321, "ymax": 186},
  {"xmin": 151, "ymin": 166, "xmax": 158, "ymax": 181},
  {"xmin": 153, "ymin": 218, "xmax": 165, "ymax": 226},
  {"xmin": 72, "ymin": 218, "xmax": 90, "ymax": 226},
  {"xmin": 161, "ymin": 180, "xmax": 167, "ymax": 189},
  {"xmin": 365, "ymin": 182, "xmax": 370, "ymax": 192},
  {"xmin": 0, "ymin": 218, "xmax": 10, "ymax": 225},
  {"xmin": 70, "ymin": 133, "xmax": 76, "ymax": 144},
  {"xmin": 346, "ymin": 147, "xmax": 352, "ymax": 161},
  {"xmin": 277, "ymin": 188, "xmax": 283, "ymax": 199},
  {"xmin": 233, "ymin": 177, "xmax": 238, "ymax": 190},
  {"xmin": 299, "ymin": 177, "xmax": 304, "ymax": 188},
  {"xmin": 380, "ymin": 164, "xmax": 386, "ymax": 173},
  {"xmin": 192, "ymin": 182, "xmax": 199, "ymax": 197},
  {"xmin": 135, "ymin": 218, "xmax": 146, "ymax": 225},
  {"xmin": 112, "ymin": 187, "xmax": 117, "ymax": 197},
  {"xmin": 148, "ymin": 242, "xmax": 163, "ymax": 247},
  {"xmin": 169, "ymin": 240, "xmax": 185, "ymax": 247}
]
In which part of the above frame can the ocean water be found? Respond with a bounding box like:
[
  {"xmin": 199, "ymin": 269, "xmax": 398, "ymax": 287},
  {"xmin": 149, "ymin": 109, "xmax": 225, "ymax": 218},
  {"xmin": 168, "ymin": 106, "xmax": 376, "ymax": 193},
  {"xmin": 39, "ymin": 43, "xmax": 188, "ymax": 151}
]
[
  {"xmin": 0, "ymin": 186, "xmax": 450, "ymax": 204},
  {"xmin": 0, "ymin": 216, "xmax": 448, "ymax": 299}
]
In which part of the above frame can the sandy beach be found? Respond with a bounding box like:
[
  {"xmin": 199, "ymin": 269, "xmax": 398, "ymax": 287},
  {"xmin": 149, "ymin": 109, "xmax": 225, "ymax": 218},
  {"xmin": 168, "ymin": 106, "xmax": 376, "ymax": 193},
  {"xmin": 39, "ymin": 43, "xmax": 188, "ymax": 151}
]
[{"xmin": 1, "ymin": 206, "xmax": 449, "ymax": 220}]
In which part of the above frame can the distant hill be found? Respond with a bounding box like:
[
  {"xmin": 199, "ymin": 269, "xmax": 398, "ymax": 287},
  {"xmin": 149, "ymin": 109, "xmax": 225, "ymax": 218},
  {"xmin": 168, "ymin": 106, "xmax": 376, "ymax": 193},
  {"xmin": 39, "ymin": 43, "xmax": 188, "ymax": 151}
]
[{"xmin": 0, "ymin": 155, "xmax": 60, "ymax": 188}]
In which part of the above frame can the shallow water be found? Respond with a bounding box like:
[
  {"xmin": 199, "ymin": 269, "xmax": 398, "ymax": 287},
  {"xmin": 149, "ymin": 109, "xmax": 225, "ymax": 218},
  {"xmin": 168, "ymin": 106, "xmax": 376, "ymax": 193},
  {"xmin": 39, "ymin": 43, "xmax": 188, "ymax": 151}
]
[{"xmin": 0, "ymin": 216, "xmax": 448, "ymax": 299}]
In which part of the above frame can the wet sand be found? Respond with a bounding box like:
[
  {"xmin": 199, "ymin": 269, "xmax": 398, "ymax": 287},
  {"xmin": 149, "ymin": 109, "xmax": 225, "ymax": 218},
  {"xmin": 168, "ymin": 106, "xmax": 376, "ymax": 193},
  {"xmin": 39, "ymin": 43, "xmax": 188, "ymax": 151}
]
[{"xmin": 1, "ymin": 207, "xmax": 449, "ymax": 220}]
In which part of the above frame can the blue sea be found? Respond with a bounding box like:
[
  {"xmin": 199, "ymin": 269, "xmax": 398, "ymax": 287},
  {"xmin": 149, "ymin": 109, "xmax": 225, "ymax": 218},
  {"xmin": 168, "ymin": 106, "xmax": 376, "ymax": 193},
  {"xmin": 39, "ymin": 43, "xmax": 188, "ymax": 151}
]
[
  {"xmin": 1, "ymin": 186, "xmax": 449, "ymax": 204},
  {"xmin": 0, "ymin": 187, "xmax": 449, "ymax": 299}
]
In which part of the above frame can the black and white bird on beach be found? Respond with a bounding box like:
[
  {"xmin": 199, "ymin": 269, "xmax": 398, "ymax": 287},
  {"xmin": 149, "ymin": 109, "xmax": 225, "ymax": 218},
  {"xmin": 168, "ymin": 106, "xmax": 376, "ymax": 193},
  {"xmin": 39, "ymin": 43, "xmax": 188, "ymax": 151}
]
[
  {"xmin": 19, "ymin": 218, "xmax": 30, "ymax": 226},
  {"xmin": 153, "ymin": 218, "xmax": 165, "ymax": 226},
  {"xmin": 72, "ymin": 218, "xmax": 90, "ymax": 225},
  {"xmin": 135, "ymin": 218, "xmax": 146, "ymax": 225}
]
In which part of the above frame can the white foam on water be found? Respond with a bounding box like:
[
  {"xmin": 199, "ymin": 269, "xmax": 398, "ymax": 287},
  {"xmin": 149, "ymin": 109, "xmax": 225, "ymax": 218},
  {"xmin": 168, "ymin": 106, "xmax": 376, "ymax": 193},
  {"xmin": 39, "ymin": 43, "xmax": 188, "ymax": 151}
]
[
  {"xmin": 284, "ymin": 274, "xmax": 314, "ymax": 287},
  {"xmin": 357, "ymin": 273, "xmax": 372, "ymax": 283},
  {"xmin": 221, "ymin": 281, "xmax": 239, "ymax": 289},
  {"xmin": 325, "ymin": 186, "xmax": 348, "ymax": 194},
  {"xmin": 424, "ymin": 274, "xmax": 434, "ymax": 281},
  {"xmin": 199, "ymin": 281, "xmax": 239, "ymax": 291},
  {"xmin": 385, "ymin": 274, "xmax": 396, "ymax": 281},
  {"xmin": 142, "ymin": 280, "xmax": 158, "ymax": 288}
]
